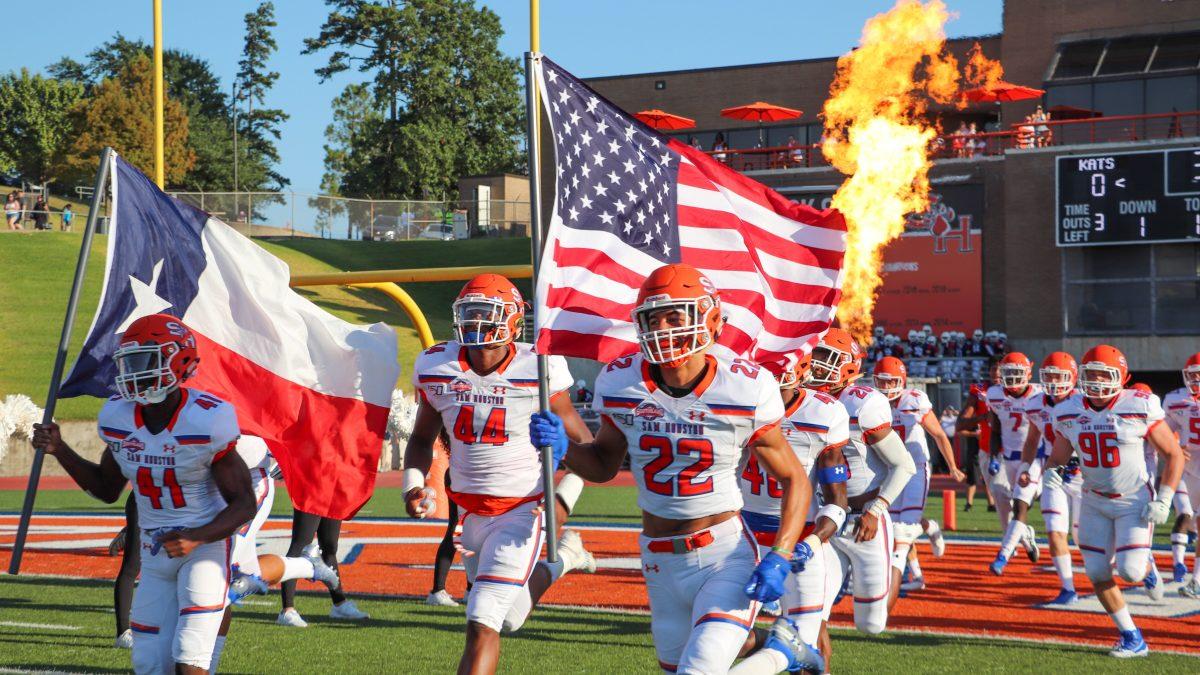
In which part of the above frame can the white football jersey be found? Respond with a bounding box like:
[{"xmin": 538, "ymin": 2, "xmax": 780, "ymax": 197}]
[
  {"xmin": 889, "ymin": 389, "xmax": 933, "ymax": 463},
  {"xmin": 593, "ymin": 353, "xmax": 783, "ymax": 521},
  {"xmin": 236, "ymin": 435, "xmax": 274, "ymax": 484},
  {"xmin": 1051, "ymin": 389, "xmax": 1165, "ymax": 495},
  {"xmin": 838, "ymin": 383, "xmax": 895, "ymax": 499},
  {"xmin": 413, "ymin": 341, "xmax": 572, "ymax": 504},
  {"xmin": 1164, "ymin": 388, "xmax": 1200, "ymax": 477},
  {"xmin": 97, "ymin": 388, "xmax": 240, "ymax": 530},
  {"xmin": 987, "ymin": 384, "xmax": 1043, "ymax": 460},
  {"xmin": 740, "ymin": 388, "xmax": 850, "ymax": 520}
]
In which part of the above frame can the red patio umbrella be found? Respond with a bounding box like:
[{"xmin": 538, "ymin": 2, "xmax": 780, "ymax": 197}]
[
  {"xmin": 720, "ymin": 101, "xmax": 804, "ymax": 123},
  {"xmin": 634, "ymin": 109, "xmax": 695, "ymax": 130},
  {"xmin": 963, "ymin": 81, "xmax": 1045, "ymax": 103}
]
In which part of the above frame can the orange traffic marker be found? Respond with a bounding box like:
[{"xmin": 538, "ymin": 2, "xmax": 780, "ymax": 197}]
[{"xmin": 943, "ymin": 489, "xmax": 957, "ymax": 531}]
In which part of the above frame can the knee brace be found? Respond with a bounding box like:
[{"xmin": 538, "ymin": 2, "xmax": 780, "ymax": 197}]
[{"xmin": 1115, "ymin": 554, "xmax": 1148, "ymax": 584}]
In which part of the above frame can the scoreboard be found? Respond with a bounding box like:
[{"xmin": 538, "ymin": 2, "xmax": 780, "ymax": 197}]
[{"xmin": 1056, "ymin": 147, "xmax": 1200, "ymax": 247}]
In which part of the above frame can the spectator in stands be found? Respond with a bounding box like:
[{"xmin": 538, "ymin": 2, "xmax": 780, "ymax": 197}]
[
  {"xmin": 1032, "ymin": 105, "xmax": 1050, "ymax": 147},
  {"xmin": 60, "ymin": 204, "xmax": 73, "ymax": 232},
  {"xmin": 712, "ymin": 133, "xmax": 728, "ymax": 162},
  {"xmin": 689, "ymin": 137, "xmax": 703, "ymax": 151},
  {"xmin": 953, "ymin": 121, "xmax": 970, "ymax": 158},
  {"xmin": 966, "ymin": 122, "xmax": 981, "ymax": 157},
  {"xmin": 32, "ymin": 197, "xmax": 49, "ymax": 231},
  {"xmin": 4, "ymin": 192, "xmax": 20, "ymax": 230},
  {"xmin": 1017, "ymin": 114, "xmax": 1037, "ymax": 149},
  {"xmin": 574, "ymin": 379, "xmax": 593, "ymax": 404},
  {"xmin": 786, "ymin": 135, "xmax": 804, "ymax": 166}
]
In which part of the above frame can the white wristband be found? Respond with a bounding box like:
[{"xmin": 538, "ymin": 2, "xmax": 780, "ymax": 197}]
[
  {"xmin": 865, "ymin": 499, "xmax": 888, "ymax": 518},
  {"xmin": 817, "ymin": 503, "xmax": 847, "ymax": 533},
  {"xmin": 1158, "ymin": 486, "xmax": 1176, "ymax": 506},
  {"xmin": 402, "ymin": 468, "xmax": 426, "ymax": 494}
]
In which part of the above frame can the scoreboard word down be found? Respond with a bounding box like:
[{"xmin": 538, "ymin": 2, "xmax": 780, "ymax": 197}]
[{"xmin": 1056, "ymin": 147, "xmax": 1200, "ymax": 246}]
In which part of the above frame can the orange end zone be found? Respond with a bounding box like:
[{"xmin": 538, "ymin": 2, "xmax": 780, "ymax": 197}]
[{"xmin": 3, "ymin": 514, "xmax": 1198, "ymax": 654}]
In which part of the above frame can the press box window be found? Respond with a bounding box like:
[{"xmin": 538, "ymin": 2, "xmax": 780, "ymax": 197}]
[{"xmin": 1064, "ymin": 244, "xmax": 1200, "ymax": 336}]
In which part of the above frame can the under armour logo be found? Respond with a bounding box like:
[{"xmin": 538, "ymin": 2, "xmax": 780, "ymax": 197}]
[
  {"xmin": 687, "ymin": 410, "xmax": 706, "ymax": 422},
  {"xmin": 644, "ymin": 563, "xmax": 660, "ymax": 574}
]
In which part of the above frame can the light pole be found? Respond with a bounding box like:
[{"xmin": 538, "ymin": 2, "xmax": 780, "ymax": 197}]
[{"xmin": 232, "ymin": 81, "xmax": 239, "ymax": 221}]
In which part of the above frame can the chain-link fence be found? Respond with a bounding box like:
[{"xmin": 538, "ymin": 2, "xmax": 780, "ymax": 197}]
[{"xmin": 166, "ymin": 191, "xmax": 532, "ymax": 241}]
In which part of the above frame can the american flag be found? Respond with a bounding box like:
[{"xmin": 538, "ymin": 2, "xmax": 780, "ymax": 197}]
[{"xmin": 533, "ymin": 56, "xmax": 846, "ymax": 367}]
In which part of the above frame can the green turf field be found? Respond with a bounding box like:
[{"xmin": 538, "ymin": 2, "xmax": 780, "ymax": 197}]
[
  {"xmin": 0, "ymin": 575, "xmax": 1193, "ymax": 673},
  {"xmin": 0, "ymin": 232, "xmax": 531, "ymax": 419}
]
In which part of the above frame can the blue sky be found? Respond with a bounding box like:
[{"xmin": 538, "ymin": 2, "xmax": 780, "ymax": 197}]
[{"xmin": 1, "ymin": 1, "xmax": 1001, "ymax": 193}]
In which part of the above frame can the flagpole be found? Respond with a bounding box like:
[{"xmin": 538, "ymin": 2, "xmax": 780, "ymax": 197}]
[
  {"xmin": 153, "ymin": 0, "xmax": 165, "ymax": 188},
  {"xmin": 526, "ymin": 0, "xmax": 558, "ymax": 564},
  {"xmin": 8, "ymin": 147, "xmax": 115, "ymax": 575}
]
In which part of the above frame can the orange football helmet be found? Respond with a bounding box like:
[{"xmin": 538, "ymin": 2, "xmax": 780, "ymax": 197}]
[
  {"xmin": 453, "ymin": 274, "xmax": 525, "ymax": 347},
  {"xmin": 1038, "ymin": 352, "xmax": 1077, "ymax": 398},
  {"xmin": 1130, "ymin": 382, "xmax": 1152, "ymax": 394},
  {"xmin": 809, "ymin": 327, "xmax": 862, "ymax": 389},
  {"xmin": 998, "ymin": 352, "xmax": 1032, "ymax": 393},
  {"xmin": 872, "ymin": 356, "xmax": 907, "ymax": 401},
  {"xmin": 632, "ymin": 264, "xmax": 722, "ymax": 368},
  {"xmin": 114, "ymin": 313, "xmax": 200, "ymax": 405},
  {"xmin": 1079, "ymin": 344, "xmax": 1129, "ymax": 402},
  {"xmin": 1183, "ymin": 352, "xmax": 1200, "ymax": 397}
]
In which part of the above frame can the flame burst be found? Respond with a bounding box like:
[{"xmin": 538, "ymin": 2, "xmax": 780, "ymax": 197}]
[{"xmin": 822, "ymin": 0, "xmax": 989, "ymax": 343}]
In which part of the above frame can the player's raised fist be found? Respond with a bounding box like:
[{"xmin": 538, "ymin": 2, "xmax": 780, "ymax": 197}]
[
  {"xmin": 405, "ymin": 486, "xmax": 436, "ymax": 519},
  {"xmin": 158, "ymin": 529, "xmax": 201, "ymax": 558},
  {"xmin": 31, "ymin": 422, "xmax": 64, "ymax": 455}
]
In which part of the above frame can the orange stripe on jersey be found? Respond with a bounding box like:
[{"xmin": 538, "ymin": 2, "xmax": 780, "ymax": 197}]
[
  {"xmin": 747, "ymin": 419, "xmax": 781, "ymax": 446},
  {"xmin": 211, "ymin": 441, "xmax": 237, "ymax": 464},
  {"xmin": 449, "ymin": 489, "xmax": 542, "ymax": 516}
]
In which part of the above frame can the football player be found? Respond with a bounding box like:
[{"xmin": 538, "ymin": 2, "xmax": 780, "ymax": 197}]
[
  {"xmin": 530, "ymin": 264, "xmax": 822, "ymax": 674},
  {"xmin": 1130, "ymin": 383, "xmax": 1169, "ymax": 600},
  {"xmin": 809, "ymin": 330, "xmax": 915, "ymax": 636},
  {"xmin": 404, "ymin": 274, "xmax": 594, "ymax": 675},
  {"xmin": 738, "ymin": 352, "xmax": 849, "ymax": 670},
  {"xmin": 983, "ymin": 352, "xmax": 1043, "ymax": 574},
  {"xmin": 1167, "ymin": 353, "xmax": 1200, "ymax": 597},
  {"xmin": 1042, "ymin": 345, "xmax": 1184, "ymax": 658},
  {"xmin": 210, "ymin": 436, "xmax": 341, "ymax": 670},
  {"xmin": 871, "ymin": 357, "xmax": 964, "ymax": 602},
  {"xmin": 1016, "ymin": 352, "xmax": 1083, "ymax": 604},
  {"xmin": 32, "ymin": 314, "xmax": 256, "ymax": 674}
]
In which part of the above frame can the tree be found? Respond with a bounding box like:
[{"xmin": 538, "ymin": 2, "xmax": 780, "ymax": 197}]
[
  {"xmin": 236, "ymin": 2, "xmax": 289, "ymax": 189},
  {"xmin": 59, "ymin": 55, "xmax": 195, "ymax": 186},
  {"xmin": 0, "ymin": 69, "xmax": 84, "ymax": 183},
  {"xmin": 304, "ymin": 0, "xmax": 523, "ymax": 199}
]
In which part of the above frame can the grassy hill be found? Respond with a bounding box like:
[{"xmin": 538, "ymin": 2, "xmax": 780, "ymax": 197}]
[{"xmin": 0, "ymin": 232, "xmax": 531, "ymax": 419}]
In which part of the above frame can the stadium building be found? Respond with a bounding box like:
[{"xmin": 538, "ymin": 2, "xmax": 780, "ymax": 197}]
[{"xmin": 580, "ymin": 0, "xmax": 1200, "ymax": 388}]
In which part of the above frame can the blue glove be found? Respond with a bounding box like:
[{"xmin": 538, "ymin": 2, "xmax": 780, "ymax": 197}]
[
  {"xmin": 987, "ymin": 458, "xmax": 1001, "ymax": 477},
  {"xmin": 744, "ymin": 550, "xmax": 790, "ymax": 603},
  {"xmin": 529, "ymin": 411, "xmax": 569, "ymax": 470},
  {"xmin": 791, "ymin": 540, "xmax": 815, "ymax": 574}
]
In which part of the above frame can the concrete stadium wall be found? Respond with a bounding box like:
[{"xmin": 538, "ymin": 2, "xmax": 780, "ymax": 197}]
[{"xmin": 2, "ymin": 421, "xmax": 105, "ymax": 478}]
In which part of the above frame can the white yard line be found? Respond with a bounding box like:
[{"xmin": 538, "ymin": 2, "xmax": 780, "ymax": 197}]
[{"xmin": 0, "ymin": 621, "xmax": 80, "ymax": 631}]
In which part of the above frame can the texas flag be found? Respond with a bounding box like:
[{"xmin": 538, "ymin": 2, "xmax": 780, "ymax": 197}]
[{"xmin": 60, "ymin": 154, "xmax": 400, "ymax": 519}]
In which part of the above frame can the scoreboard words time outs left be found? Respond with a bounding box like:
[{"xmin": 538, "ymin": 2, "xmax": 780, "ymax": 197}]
[{"xmin": 1055, "ymin": 147, "xmax": 1200, "ymax": 247}]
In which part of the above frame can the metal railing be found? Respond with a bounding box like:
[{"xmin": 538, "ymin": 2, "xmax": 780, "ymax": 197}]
[
  {"xmin": 703, "ymin": 110, "xmax": 1200, "ymax": 170},
  {"xmin": 165, "ymin": 191, "xmax": 532, "ymax": 241}
]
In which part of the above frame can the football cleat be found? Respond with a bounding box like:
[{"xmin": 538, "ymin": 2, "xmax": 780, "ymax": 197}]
[
  {"xmin": 900, "ymin": 576, "xmax": 926, "ymax": 592},
  {"xmin": 760, "ymin": 598, "xmax": 782, "ymax": 617},
  {"xmin": 1021, "ymin": 525, "xmax": 1040, "ymax": 563},
  {"xmin": 1144, "ymin": 566, "xmax": 1164, "ymax": 602},
  {"xmin": 558, "ymin": 528, "xmax": 597, "ymax": 574},
  {"xmin": 1108, "ymin": 629, "xmax": 1148, "ymax": 658},
  {"xmin": 277, "ymin": 608, "xmax": 308, "ymax": 628},
  {"xmin": 1174, "ymin": 562, "xmax": 1188, "ymax": 584},
  {"xmin": 308, "ymin": 557, "xmax": 340, "ymax": 589},
  {"xmin": 1180, "ymin": 578, "xmax": 1200, "ymax": 598},
  {"xmin": 1046, "ymin": 589, "xmax": 1079, "ymax": 606},
  {"xmin": 762, "ymin": 617, "xmax": 825, "ymax": 673},
  {"xmin": 426, "ymin": 590, "xmax": 460, "ymax": 607},
  {"xmin": 114, "ymin": 629, "xmax": 133, "ymax": 649},
  {"xmin": 930, "ymin": 529, "xmax": 945, "ymax": 558},
  {"xmin": 330, "ymin": 599, "xmax": 370, "ymax": 620},
  {"xmin": 228, "ymin": 573, "xmax": 270, "ymax": 605},
  {"xmin": 990, "ymin": 553, "xmax": 1008, "ymax": 576}
]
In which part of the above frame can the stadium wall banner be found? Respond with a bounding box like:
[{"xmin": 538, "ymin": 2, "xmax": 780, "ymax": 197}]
[{"xmin": 789, "ymin": 184, "xmax": 984, "ymax": 335}]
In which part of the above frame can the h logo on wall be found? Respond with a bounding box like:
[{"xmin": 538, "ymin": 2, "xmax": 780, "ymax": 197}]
[{"xmin": 906, "ymin": 193, "xmax": 975, "ymax": 254}]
